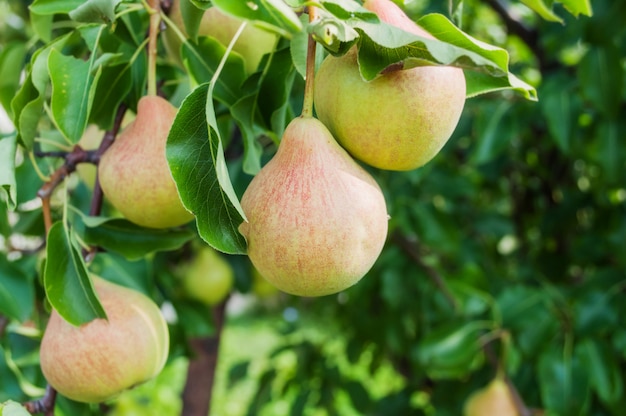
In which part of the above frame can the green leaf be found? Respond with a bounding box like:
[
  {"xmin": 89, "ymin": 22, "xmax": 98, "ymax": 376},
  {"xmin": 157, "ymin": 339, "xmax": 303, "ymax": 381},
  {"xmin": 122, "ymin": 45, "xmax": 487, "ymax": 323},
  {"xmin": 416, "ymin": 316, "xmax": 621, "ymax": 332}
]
[
  {"xmin": 179, "ymin": 0, "xmax": 205, "ymax": 40},
  {"xmin": 541, "ymin": 76, "xmax": 576, "ymax": 153},
  {"xmin": 89, "ymin": 63, "xmax": 133, "ymax": 130},
  {"xmin": 30, "ymin": 12, "xmax": 54, "ymax": 42},
  {"xmin": 0, "ymin": 134, "xmax": 17, "ymax": 210},
  {"xmin": 559, "ymin": 0, "xmax": 593, "ymax": 17},
  {"xmin": 578, "ymin": 338, "xmax": 623, "ymax": 405},
  {"xmin": 29, "ymin": 0, "xmax": 84, "ymax": 15},
  {"xmin": 538, "ymin": 341, "xmax": 591, "ymax": 415},
  {"xmin": 521, "ymin": 0, "xmax": 564, "ymax": 23},
  {"xmin": 471, "ymin": 101, "xmax": 513, "ymax": 165},
  {"xmin": 89, "ymin": 252, "xmax": 151, "ymax": 295},
  {"xmin": 257, "ymin": 47, "xmax": 297, "ymax": 140},
  {"xmin": 68, "ymin": 0, "xmax": 121, "ymax": 23},
  {"xmin": 211, "ymin": 0, "xmax": 303, "ymax": 38},
  {"xmin": 414, "ymin": 320, "xmax": 492, "ymax": 379},
  {"xmin": 48, "ymin": 44, "xmax": 102, "ymax": 144},
  {"xmin": 227, "ymin": 360, "xmax": 250, "ymax": 388},
  {"xmin": 181, "ymin": 37, "xmax": 246, "ymax": 105},
  {"xmin": 10, "ymin": 74, "xmax": 42, "ymax": 150},
  {"xmin": 0, "ymin": 348, "xmax": 23, "ymax": 403},
  {"xmin": 578, "ymin": 45, "xmax": 622, "ymax": 119},
  {"xmin": 341, "ymin": 12, "xmax": 536, "ymax": 100},
  {"xmin": 44, "ymin": 221, "xmax": 107, "ymax": 326},
  {"xmin": 0, "ymin": 43, "xmax": 27, "ymax": 119},
  {"xmin": 0, "ymin": 254, "xmax": 34, "ymax": 322},
  {"xmin": 229, "ymin": 93, "xmax": 267, "ymax": 174},
  {"xmin": 167, "ymin": 84, "xmax": 247, "ymax": 254},
  {"xmin": 74, "ymin": 213, "xmax": 195, "ymax": 260}
]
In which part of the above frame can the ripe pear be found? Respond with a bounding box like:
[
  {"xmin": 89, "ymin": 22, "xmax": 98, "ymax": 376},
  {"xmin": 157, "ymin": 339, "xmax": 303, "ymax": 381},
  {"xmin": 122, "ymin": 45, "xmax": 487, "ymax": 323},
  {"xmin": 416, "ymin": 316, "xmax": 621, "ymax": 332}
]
[
  {"xmin": 464, "ymin": 378, "xmax": 520, "ymax": 416},
  {"xmin": 238, "ymin": 117, "xmax": 389, "ymax": 297},
  {"xmin": 314, "ymin": 0, "xmax": 466, "ymax": 171},
  {"xmin": 180, "ymin": 246, "xmax": 234, "ymax": 306},
  {"xmin": 39, "ymin": 277, "xmax": 170, "ymax": 404},
  {"xmin": 164, "ymin": 1, "xmax": 277, "ymax": 74},
  {"xmin": 98, "ymin": 95, "xmax": 194, "ymax": 229}
]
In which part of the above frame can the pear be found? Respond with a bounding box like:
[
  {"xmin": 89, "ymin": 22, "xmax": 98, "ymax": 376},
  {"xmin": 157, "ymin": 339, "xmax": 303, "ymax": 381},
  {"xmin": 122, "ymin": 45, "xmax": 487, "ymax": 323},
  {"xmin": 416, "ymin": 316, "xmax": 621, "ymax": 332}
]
[
  {"xmin": 98, "ymin": 95, "xmax": 194, "ymax": 228},
  {"xmin": 238, "ymin": 117, "xmax": 388, "ymax": 297},
  {"xmin": 464, "ymin": 378, "xmax": 520, "ymax": 416},
  {"xmin": 314, "ymin": 0, "xmax": 466, "ymax": 171},
  {"xmin": 39, "ymin": 277, "xmax": 170, "ymax": 404},
  {"xmin": 180, "ymin": 246, "xmax": 234, "ymax": 306},
  {"xmin": 164, "ymin": 2, "xmax": 277, "ymax": 75}
]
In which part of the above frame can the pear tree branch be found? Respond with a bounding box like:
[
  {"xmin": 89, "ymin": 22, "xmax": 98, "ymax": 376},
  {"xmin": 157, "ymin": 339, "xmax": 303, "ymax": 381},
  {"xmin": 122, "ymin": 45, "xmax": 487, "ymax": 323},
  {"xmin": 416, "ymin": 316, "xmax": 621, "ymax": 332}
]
[
  {"xmin": 391, "ymin": 231, "xmax": 460, "ymax": 312},
  {"xmin": 23, "ymin": 384, "xmax": 57, "ymax": 416},
  {"xmin": 181, "ymin": 297, "xmax": 230, "ymax": 416}
]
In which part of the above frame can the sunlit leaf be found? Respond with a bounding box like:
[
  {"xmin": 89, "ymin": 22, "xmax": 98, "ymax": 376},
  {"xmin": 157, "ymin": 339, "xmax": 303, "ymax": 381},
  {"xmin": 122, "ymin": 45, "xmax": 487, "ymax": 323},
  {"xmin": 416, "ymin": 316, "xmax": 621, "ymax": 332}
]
[
  {"xmin": 29, "ymin": 0, "xmax": 83, "ymax": 15},
  {"xmin": 167, "ymin": 84, "xmax": 247, "ymax": 254},
  {"xmin": 521, "ymin": 0, "xmax": 564, "ymax": 23},
  {"xmin": 48, "ymin": 45, "xmax": 102, "ymax": 143}
]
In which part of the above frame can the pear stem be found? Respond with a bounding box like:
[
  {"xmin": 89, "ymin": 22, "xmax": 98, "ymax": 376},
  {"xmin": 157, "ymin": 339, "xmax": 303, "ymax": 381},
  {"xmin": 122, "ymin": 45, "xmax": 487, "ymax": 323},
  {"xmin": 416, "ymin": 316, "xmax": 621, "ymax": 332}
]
[
  {"xmin": 301, "ymin": 6, "xmax": 318, "ymax": 118},
  {"xmin": 146, "ymin": 0, "xmax": 161, "ymax": 97}
]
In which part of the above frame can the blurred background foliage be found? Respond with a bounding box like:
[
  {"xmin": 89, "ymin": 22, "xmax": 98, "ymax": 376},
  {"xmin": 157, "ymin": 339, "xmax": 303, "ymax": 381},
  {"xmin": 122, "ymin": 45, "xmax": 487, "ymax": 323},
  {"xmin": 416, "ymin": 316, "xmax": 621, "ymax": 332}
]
[{"xmin": 1, "ymin": 0, "xmax": 625, "ymax": 415}]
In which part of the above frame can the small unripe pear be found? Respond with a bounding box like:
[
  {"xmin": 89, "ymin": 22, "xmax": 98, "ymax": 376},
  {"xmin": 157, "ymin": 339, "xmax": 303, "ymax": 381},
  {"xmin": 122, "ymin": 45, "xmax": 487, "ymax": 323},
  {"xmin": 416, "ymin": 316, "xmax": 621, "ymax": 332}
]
[
  {"xmin": 464, "ymin": 378, "xmax": 519, "ymax": 416},
  {"xmin": 181, "ymin": 246, "xmax": 234, "ymax": 306},
  {"xmin": 40, "ymin": 277, "xmax": 170, "ymax": 403},
  {"xmin": 239, "ymin": 117, "xmax": 389, "ymax": 297},
  {"xmin": 314, "ymin": 0, "xmax": 466, "ymax": 171},
  {"xmin": 98, "ymin": 96, "xmax": 194, "ymax": 228}
]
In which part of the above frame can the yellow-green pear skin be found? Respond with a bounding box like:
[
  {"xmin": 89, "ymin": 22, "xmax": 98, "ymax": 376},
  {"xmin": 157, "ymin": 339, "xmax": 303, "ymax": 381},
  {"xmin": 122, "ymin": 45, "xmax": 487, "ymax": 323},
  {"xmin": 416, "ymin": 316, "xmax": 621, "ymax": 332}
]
[
  {"xmin": 164, "ymin": 2, "xmax": 277, "ymax": 74},
  {"xmin": 238, "ymin": 117, "xmax": 389, "ymax": 297},
  {"xmin": 98, "ymin": 96, "xmax": 194, "ymax": 229},
  {"xmin": 39, "ymin": 277, "xmax": 170, "ymax": 404},
  {"xmin": 314, "ymin": 0, "xmax": 466, "ymax": 171},
  {"xmin": 463, "ymin": 379, "xmax": 520, "ymax": 416},
  {"xmin": 182, "ymin": 246, "xmax": 234, "ymax": 306}
]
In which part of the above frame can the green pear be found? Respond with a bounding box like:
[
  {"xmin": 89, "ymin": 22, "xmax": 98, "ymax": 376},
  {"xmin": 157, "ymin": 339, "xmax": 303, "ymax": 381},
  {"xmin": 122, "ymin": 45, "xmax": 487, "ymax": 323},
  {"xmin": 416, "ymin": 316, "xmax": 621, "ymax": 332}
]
[
  {"xmin": 238, "ymin": 117, "xmax": 389, "ymax": 297},
  {"xmin": 464, "ymin": 378, "xmax": 519, "ymax": 416},
  {"xmin": 181, "ymin": 246, "xmax": 234, "ymax": 306},
  {"xmin": 314, "ymin": 0, "xmax": 466, "ymax": 171},
  {"xmin": 164, "ymin": 1, "xmax": 277, "ymax": 75},
  {"xmin": 98, "ymin": 95, "xmax": 194, "ymax": 229},
  {"xmin": 251, "ymin": 265, "xmax": 278, "ymax": 298},
  {"xmin": 39, "ymin": 277, "xmax": 170, "ymax": 404}
]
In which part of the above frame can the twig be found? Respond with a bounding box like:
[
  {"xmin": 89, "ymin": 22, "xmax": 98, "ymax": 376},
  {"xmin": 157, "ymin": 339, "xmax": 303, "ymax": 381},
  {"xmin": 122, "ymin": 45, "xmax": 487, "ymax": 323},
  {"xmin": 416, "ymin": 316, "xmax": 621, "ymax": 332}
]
[
  {"xmin": 181, "ymin": 297, "xmax": 229, "ymax": 416},
  {"xmin": 391, "ymin": 231, "xmax": 460, "ymax": 312},
  {"xmin": 23, "ymin": 384, "xmax": 57, "ymax": 416},
  {"xmin": 0, "ymin": 315, "xmax": 8, "ymax": 338}
]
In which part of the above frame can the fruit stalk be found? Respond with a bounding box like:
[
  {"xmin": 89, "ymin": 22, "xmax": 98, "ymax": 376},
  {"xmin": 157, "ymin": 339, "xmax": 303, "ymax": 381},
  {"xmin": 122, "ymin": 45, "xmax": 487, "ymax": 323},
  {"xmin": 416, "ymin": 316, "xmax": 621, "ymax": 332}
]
[
  {"xmin": 301, "ymin": 6, "xmax": 318, "ymax": 118},
  {"xmin": 147, "ymin": 0, "xmax": 161, "ymax": 96}
]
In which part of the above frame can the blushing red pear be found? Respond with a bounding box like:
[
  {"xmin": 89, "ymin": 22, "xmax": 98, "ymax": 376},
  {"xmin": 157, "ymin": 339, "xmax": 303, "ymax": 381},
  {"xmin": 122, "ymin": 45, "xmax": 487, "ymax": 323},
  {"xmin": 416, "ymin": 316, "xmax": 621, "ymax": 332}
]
[
  {"xmin": 98, "ymin": 96, "xmax": 193, "ymax": 228},
  {"xmin": 239, "ymin": 117, "xmax": 388, "ymax": 297}
]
